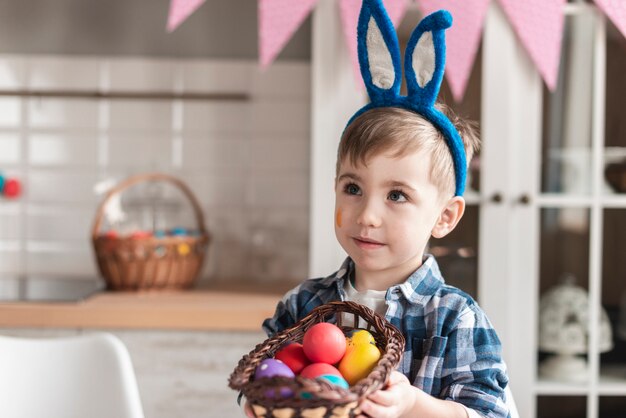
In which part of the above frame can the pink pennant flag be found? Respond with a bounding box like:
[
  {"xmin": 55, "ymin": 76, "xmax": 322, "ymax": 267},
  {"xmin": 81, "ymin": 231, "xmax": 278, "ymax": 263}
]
[
  {"xmin": 497, "ymin": 0, "xmax": 566, "ymax": 91},
  {"xmin": 259, "ymin": 0, "xmax": 319, "ymax": 69},
  {"xmin": 593, "ymin": 0, "xmax": 626, "ymax": 39},
  {"xmin": 340, "ymin": 0, "xmax": 409, "ymax": 87},
  {"xmin": 417, "ymin": 0, "xmax": 490, "ymax": 103},
  {"xmin": 166, "ymin": 0, "xmax": 206, "ymax": 32}
]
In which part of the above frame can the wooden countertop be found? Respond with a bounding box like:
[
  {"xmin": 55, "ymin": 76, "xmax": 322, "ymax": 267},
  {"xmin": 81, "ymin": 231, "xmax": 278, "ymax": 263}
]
[{"xmin": 0, "ymin": 284, "xmax": 291, "ymax": 331}]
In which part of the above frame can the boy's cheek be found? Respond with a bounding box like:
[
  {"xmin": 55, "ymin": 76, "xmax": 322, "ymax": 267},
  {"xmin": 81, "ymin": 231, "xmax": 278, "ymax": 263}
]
[{"xmin": 336, "ymin": 208, "xmax": 342, "ymax": 228}]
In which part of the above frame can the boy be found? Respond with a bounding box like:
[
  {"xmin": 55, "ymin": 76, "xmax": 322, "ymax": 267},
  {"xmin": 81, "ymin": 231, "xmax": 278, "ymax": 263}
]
[
  {"xmin": 245, "ymin": 2, "xmax": 509, "ymax": 417},
  {"xmin": 260, "ymin": 105, "xmax": 508, "ymax": 418}
]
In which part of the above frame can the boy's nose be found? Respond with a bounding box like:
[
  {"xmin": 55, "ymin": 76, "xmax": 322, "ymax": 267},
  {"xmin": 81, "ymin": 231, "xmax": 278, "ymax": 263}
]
[{"xmin": 356, "ymin": 200, "xmax": 382, "ymax": 228}]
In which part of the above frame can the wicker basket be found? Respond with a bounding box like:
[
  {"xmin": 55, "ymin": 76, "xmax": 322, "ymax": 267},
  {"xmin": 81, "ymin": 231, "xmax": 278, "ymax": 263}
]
[
  {"xmin": 229, "ymin": 301, "xmax": 405, "ymax": 418},
  {"xmin": 92, "ymin": 173, "xmax": 210, "ymax": 290}
]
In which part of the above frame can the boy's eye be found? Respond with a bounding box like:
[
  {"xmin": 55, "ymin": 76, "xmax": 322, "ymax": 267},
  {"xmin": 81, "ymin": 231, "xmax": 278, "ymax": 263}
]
[
  {"xmin": 344, "ymin": 183, "xmax": 361, "ymax": 195},
  {"xmin": 388, "ymin": 190, "xmax": 408, "ymax": 202}
]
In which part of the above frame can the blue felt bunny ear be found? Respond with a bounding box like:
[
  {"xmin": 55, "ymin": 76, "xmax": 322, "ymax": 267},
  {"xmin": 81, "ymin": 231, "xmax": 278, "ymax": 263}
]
[
  {"xmin": 357, "ymin": 0, "xmax": 402, "ymax": 102},
  {"xmin": 347, "ymin": 5, "xmax": 467, "ymax": 196},
  {"xmin": 404, "ymin": 10, "xmax": 452, "ymax": 108}
]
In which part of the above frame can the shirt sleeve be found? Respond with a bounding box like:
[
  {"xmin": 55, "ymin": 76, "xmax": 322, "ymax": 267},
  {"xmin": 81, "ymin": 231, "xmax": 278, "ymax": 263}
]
[
  {"xmin": 440, "ymin": 305, "xmax": 510, "ymax": 418},
  {"xmin": 262, "ymin": 284, "xmax": 304, "ymax": 337},
  {"xmin": 463, "ymin": 405, "xmax": 486, "ymax": 418}
]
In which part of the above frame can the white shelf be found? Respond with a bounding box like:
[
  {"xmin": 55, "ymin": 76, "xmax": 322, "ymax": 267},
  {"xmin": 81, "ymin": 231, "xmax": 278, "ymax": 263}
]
[
  {"xmin": 534, "ymin": 365, "xmax": 626, "ymax": 397},
  {"xmin": 599, "ymin": 365, "xmax": 626, "ymax": 395},
  {"xmin": 535, "ymin": 378, "xmax": 590, "ymax": 396},
  {"xmin": 536, "ymin": 193, "xmax": 626, "ymax": 208}
]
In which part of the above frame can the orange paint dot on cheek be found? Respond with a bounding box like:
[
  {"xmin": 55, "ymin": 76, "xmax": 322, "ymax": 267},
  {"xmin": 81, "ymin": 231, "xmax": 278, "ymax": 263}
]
[{"xmin": 336, "ymin": 209, "xmax": 342, "ymax": 228}]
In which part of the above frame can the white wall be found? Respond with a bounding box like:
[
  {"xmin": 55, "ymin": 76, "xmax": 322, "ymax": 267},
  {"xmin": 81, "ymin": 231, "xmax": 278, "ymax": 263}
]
[
  {"xmin": 0, "ymin": 0, "xmax": 311, "ymax": 60},
  {"xmin": 0, "ymin": 56, "xmax": 311, "ymax": 294}
]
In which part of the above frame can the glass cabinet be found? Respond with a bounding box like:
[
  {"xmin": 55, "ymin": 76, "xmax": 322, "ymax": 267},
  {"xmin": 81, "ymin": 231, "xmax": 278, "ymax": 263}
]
[
  {"xmin": 480, "ymin": 3, "xmax": 626, "ymax": 417},
  {"xmin": 311, "ymin": 2, "xmax": 626, "ymax": 417}
]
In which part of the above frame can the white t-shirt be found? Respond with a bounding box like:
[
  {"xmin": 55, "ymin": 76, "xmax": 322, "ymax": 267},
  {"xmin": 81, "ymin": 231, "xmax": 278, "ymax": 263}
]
[{"xmin": 342, "ymin": 276, "xmax": 387, "ymax": 328}]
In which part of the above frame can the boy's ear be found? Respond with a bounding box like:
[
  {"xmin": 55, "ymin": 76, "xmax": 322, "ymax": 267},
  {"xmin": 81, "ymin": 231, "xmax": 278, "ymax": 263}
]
[{"xmin": 431, "ymin": 196, "xmax": 465, "ymax": 238}]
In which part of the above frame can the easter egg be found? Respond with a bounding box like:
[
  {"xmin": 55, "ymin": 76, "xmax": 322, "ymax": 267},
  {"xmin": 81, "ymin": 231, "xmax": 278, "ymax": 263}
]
[
  {"xmin": 302, "ymin": 323, "xmax": 346, "ymax": 364},
  {"xmin": 171, "ymin": 227, "xmax": 188, "ymax": 236},
  {"xmin": 103, "ymin": 230, "xmax": 118, "ymax": 239},
  {"xmin": 254, "ymin": 359, "xmax": 295, "ymax": 399},
  {"xmin": 177, "ymin": 243, "xmax": 191, "ymax": 256},
  {"xmin": 275, "ymin": 342, "xmax": 310, "ymax": 375},
  {"xmin": 346, "ymin": 329, "xmax": 376, "ymax": 350},
  {"xmin": 319, "ymin": 374, "xmax": 349, "ymax": 389},
  {"xmin": 0, "ymin": 174, "xmax": 5, "ymax": 192},
  {"xmin": 154, "ymin": 246, "xmax": 167, "ymax": 258},
  {"xmin": 130, "ymin": 231, "xmax": 151, "ymax": 239},
  {"xmin": 299, "ymin": 363, "xmax": 342, "ymax": 380},
  {"xmin": 338, "ymin": 343, "xmax": 381, "ymax": 386},
  {"xmin": 254, "ymin": 359, "xmax": 295, "ymax": 380}
]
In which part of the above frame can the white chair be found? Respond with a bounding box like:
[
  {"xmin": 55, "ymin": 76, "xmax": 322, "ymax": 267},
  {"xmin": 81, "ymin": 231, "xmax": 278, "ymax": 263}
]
[{"xmin": 0, "ymin": 332, "xmax": 144, "ymax": 418}]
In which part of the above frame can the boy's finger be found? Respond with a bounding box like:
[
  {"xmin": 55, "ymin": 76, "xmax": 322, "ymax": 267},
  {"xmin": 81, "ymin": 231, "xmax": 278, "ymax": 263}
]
[
  {"xmin": 368, "ymin": 389, "xmax": 396, "ymax": 406},
  {"xmin": 360, "ymin": 399, "xmax": 392, "ymax": 418},
  {"xmin": 244, "ymin": 402, "xmax": 255, "ymax": 418}
]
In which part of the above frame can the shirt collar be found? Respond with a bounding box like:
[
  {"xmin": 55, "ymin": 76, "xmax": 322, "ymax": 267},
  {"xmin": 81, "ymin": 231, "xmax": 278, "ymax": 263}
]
[
  {"xmin": 393, "ymin": 254, "xmax": 445, "ymax": 304},
  {"xmin": 315, "ymin": 257, "xmax": 353, "ymax": 295},
  {"xmin": 322, "ymin": 255, "xmax": 444, "ymax": 304}
]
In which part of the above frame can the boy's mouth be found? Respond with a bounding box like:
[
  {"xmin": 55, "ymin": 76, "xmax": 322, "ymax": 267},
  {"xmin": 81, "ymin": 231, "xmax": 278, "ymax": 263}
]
[{"xmin": 353, "ymin": 236, "xmax": 385, "ymax": 249}]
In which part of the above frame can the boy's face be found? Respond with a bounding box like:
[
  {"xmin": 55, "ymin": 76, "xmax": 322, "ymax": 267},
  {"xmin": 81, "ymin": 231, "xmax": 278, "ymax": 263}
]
[{"xmin": 334, "ymin": 150, "xmax": 446, "ymax": 280}]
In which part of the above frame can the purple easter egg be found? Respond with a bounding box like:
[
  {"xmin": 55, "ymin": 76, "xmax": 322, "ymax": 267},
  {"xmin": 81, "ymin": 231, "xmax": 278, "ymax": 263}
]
[
  {"xmin": 254, "ymin": 359, "xmax": 295, "ymax": 380},
  {"xmin": 255, "ymin": 359, "xmax": 295, "ymax": 399},
  {"xmin": 264, "ymin": 386, "xmax": 294, "ymax": 399}
]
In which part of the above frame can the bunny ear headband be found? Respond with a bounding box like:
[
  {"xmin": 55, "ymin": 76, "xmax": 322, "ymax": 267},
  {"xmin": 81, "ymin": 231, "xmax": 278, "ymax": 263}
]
[{"xmin": 346, "ymin": 0, "xmax": 467, "ymax": 196}]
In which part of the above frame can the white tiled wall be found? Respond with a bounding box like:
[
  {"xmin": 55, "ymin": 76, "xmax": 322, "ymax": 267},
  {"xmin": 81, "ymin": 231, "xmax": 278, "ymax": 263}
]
[{"xmin": 0, "ymin": 55, "xmax": 311, "ymax": 291}]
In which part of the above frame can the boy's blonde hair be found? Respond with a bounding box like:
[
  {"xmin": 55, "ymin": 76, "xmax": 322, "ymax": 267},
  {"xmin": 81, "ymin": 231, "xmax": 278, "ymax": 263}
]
[{"xmin": 336, "ymin": 104, "xmax": 480, "ymax": 198}]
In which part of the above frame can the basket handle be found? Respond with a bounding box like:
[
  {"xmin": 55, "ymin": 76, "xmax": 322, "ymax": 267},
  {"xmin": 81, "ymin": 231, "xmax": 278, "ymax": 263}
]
[{"xmin": 91, "ymin": 172, "xmax": 207, "ymax": 239}]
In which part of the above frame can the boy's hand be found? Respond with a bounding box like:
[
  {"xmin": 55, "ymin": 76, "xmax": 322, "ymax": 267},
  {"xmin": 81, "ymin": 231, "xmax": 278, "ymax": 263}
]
[
  {"xmin": 357, "ymin": 371, "xmax": 469, "ymax": 418},
  {"xmin": 356, "ymin": 371, "xmax": 417, "ymax": 418},
  {"xmin": 243, "ymin": 401, "xmax": 255, "ymax": 418}
]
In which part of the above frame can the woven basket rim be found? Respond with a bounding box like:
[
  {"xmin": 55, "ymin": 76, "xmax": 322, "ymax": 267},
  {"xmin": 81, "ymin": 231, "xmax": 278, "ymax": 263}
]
[{"xmin": 229, "ymin": 300, "xmax": 405, "ymax": 411}]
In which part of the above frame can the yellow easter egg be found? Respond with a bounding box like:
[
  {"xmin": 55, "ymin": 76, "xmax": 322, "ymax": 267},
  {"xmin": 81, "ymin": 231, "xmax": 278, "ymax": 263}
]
[
  {"xmin": 338, "ymin": 342, "xmax": 381, "ymax": 386},
  {"xmin": 346, "ymin": 329, "xmax": 376, "ymax": 350},
  {"xmin": 177, "ymin": 243, "xmax": 190, "ymax": 256}
]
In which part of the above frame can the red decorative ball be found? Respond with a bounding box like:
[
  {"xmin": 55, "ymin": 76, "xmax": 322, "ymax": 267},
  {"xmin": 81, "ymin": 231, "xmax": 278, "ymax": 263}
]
[
  {"xmin": 299, "ymin": 363, "xmax": 343, "ymax": 380},
  {"xmin": 3, "ymin": 178, "xmax": 20, "ymax": 198},
  {"xmin": 275, "ymin": 342, "xmax": 310, "ymax": 375},
  {"xmin": 302, "ymin": 323, "xmax": 346, "ymax": 364},
  {"xmin": 130, "ymin": 231, "xmax": 151, "ymax": 239}
]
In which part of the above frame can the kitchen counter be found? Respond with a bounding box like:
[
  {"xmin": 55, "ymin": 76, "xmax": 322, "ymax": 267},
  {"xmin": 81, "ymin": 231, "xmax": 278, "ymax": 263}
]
[{"xmin": 0, "ymin": 283, "xmax": 291, "ymax": 331}]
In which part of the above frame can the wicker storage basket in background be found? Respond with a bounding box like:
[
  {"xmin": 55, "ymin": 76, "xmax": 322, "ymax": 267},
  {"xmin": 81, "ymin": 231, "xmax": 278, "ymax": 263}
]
[
  {"xmin": 229, "ymin": 301, "xmax": 405, "ymax": 418},
  {"xmin": 92, "ymin": 173, "xmax": 210, "ymax": 290}
]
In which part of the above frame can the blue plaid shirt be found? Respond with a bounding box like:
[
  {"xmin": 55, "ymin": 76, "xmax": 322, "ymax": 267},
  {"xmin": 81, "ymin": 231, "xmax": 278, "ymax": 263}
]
[{"xmin": 263, "ymin": 255, "xmax": 510, "ymax": 418}]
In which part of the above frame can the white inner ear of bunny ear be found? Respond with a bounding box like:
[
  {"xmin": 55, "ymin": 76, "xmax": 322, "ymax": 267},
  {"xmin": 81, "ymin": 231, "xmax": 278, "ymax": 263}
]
[
  {"xmin": 366, "ymin": 17, "xmax": 394, "ymax": 90},
  {"xmin": 412, "ymin": 31, "xmax": 435, "ymax": 88}
]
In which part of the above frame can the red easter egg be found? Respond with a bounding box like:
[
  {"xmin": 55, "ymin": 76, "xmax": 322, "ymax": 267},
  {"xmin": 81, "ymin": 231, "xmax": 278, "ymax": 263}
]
[
  {"xmin": 299, "ymin": 363, "xmax": 342, "ymax": 380},
  {"xmin": 302, "ymin": 323, "xmax": 346, "ymax": 364},
  {"xmin": 130, "ymin": 231, "xmax": 151, "ymax": 239},
  {"xmin": 103, "ymin": 230, "xmax": 118, "ymax": 239},
  {"xmin": 275, "ymin": 342, "xmax": 310, "ymax": 375}
]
